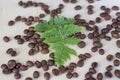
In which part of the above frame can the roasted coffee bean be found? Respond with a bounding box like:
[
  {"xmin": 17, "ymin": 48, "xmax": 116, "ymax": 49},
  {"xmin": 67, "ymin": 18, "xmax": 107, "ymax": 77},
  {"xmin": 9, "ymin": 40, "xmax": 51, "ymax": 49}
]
[
  {"xmin": 3, "ymin": 36, "xmax": 10, "ymax": 42},
  {"xmin": 41, "ymin": 48, "xmax": 49, "ymax": 54},
  {"xmin": 1, "ymin": 64, "xmax": 8, "ymax": 70},
  {"xmin": 73, "ymin": 72, "xmax": 78, "ymax": 78},
  {"xmin": 27, "ymin": 1, "xmax": 33, "ymax": 6},
  {"xmin": 87, "ymin": 5, "xmax": 93, "ymax": 9},
  {"xmin": 39, "ymin": 14, "xmax": 45, "ymax": 18},
  {"xmin": 89, "ymin": 68, "xmax": 96, "ymax": 74},
  {"xmin": 17, "ymin": 38, "xmax": 24, "ymax": 44},
  {"xmin": 85, "ymin": 72, "xmax": 92, "ymax": 78},
  {"xmin": 95, "ymin": 17, "xmax": 101, "ymax": 23},
  {"xmin": 75, "ymin": 5, "xmax": 81, "ymax": 10},
  {"xmin": 27, "ymin": 31, "xmax": 34, "ymax": 37},
  {"xmin": 91, "ymin": 62, "xmax": 98, "ymax": 68},
  {"xmin": 99, "ymin": 49, "xmax": 105, "ymax": 55},
  {"xmin": 8, "ymin": 20, "xmax": 15, "ymax": 26},
  {"xmin": 26, "ymin": 61, "xmax": 34, "ymax": 67},
  {"xmin": 8, "ymin": 59, "xmax": 16, "ymax": 69},
  {"xmin": 93, "ymin": 38, "xmax": 100, "ymax": 42},
  {"xmin": 88, "ymin": 33, "xmax": 94, "ymax": 39},
  {"xmin": 66, "ymin": 66, "xmax": 74, "ymax": 72},
  {"xmin": 24, "ymin": 29, "xmax": 29, "ymax": 34},
  {"xmin": 34, "ymin": 17, "xmax": 39, "ymax": 22},
  {"xmin": 15, "ymin": 16, "xmax": 21, "ymax": 21},
  {"xmin": 25, "ymin": 77, "xmax": 32, "ymax": 80},
  {"xmin": 112, "ymin": 32, "xmax": 119, "ymax": 39},
  {"xmin": 116, "ymin": 40, "xmax": 120, "ymax": 48},
  {"xmin": 71, "ymin": 0, "xmax": 77, "ymax": 3},
  {"xmin": 2, "ymin": 68, "xmax": 12, "ymax": 74},
  {"xmin": 33, "ymin": 71, "xmax": 40, "ymax": 78},
  {"xmin": 12, "ymin": 68, "xmax": 19, "ymax": 73},
  {"xmin": 86, "ymin": 26, "xmax": 93, "ymax": 31},
  {"xmin": 41, "ymin": 60, "xmax": 47, "ymax": 66},
  {"xmin": 59, "ymin": 4, "xmax": 64, "ymax": 9},
  {"xmin": 14, "ymin": 73, "xmax": 21, "ymax": 79},
  {"xmin": 106, "ymin": 65, "xmax": 113, "ymax": 71},
  {"xmin": 6, "ymin": 48, "xmax": 13, "ymax": 54},
  {"xmin": 88, "ymin": 9, "xmax": 93, "ymax": 14},
  {"xmin": 79, "ymin": 34, "xmax": 86, "ymax": 39},
  {"xmin": 78, "ymin": 41, "xmax": 86, "ymax": 48},
  {"xmin": 87, "ymin": 0, "xmax": 94, "ymax": 3},
  {"xmin": 115, "ymin": 52, "xmax": 120, "ymax": 59},
  {"xmin": 89, "ymin": 20, "xmax": 95, "ymax": 25},
  {"xmin": 52, "ymin": 69, "xmax": 60, "ymax": 76},
  {"xmin": 105, "ymin": 71, "xmax": 112, "ymax": 78},
  {"xmin": 14, "ymin": 35, "xmax": 21, "ymax": 40},
  {"xmin": 101, "ymin": 28, "xmax": 109, "ymax": 34},
  {"xmin": 25, "ymin": 20, "xmax": 32, "ymax": 25},
  {"xmin": 114, "ymin": 69, "xmax": 120, "ymax": 78},
  {"xmin": 49, "ymin": 53, "xmax": 54, "ymax": 59},
  {"xmin": 105, "ymin": 8, "xmax": 111, "ymax": 14},
  {"xmin": 33, "ymin": 33, "xmax": 40, "ymax": 38},
  {"xmin": 20, "ymin": 65, "xmax": 28, "ymax": 71},
  {"xmin": 34, "ymin": 61, "xmax": 42, "ymax": 68},
  {"xmin": 63, "ymin": 0, "xmax": 69, "ymax": 3},
  {"xmin": 28, "ymin": 49, "xmax": 35, "ymax": 56},
  {"xmin": 15, "ymin": 63, "xmax": 21, "ymax": 69},
  {"xmin": 91, "ymin": 47, "xmax": 98, "ymax": 52},
  {"xmin": 105, "ymin": 36, "xmax": 111, "ymax": 41},
  {"xmin": 84, "ymin": 53, "xmax": 91, "ymax": 58},
  {"xmin": 21, "ymin": 17, "xmax": 27, "ymax": 22},
  {"xmin": 106, "ymin": 54, "xmax": 114, "ymax": 61},
  {"xmin": 59, "ymin": 66, "xmax": 66, "ymax": 73},
  {"xmin": 28, "ymin": 43, "xmax": 36, "ymax": 48},
  {"xmin": 42, "ymin": 64, "xmax": 49, "ymax": 71},
  {"xmin": 104, "ymin": 15, "xmax": 111, "ymax": 20},
  {"xmin": 112, "ymin": 6, "xmax": 119, "ymax": 10},
  {"xmin": 100, "ymin": 6, "xmax": 106, "ymax": 10},
  {"xmin": 44, "ymin": 72, "xmax": 50, "ymax": 80},
  {"xmin": 18, "ymin": 1, "xmax": 23, "ymax": 6},
  {"xmin": 77, "ymin": 60, "xmax": 84, "ymax": 67},
  {"xmin": 28, "ymin": 27, "xmax": 34, "ymax": 31},
  {"xmin": 93, "ymin": 41, "xmax": 103, "ymax": 48},
  {"xmin": 11, "ymin": 51, "xmax": 17, "ymax": 56},
  {"xmin": 69, "ymin": 63, "xmax": 77, "ymax": 68},
  {"xmin": 116, "ymin": 12, "xmax": 120, "ymax": 16},
  {"xmin": 66, "ymin": 72, "xmax": 73, "ymax": 79},
  {"xmin": 74, "ymin": 14, "xmax": 81, "ymax": 20},
  {"xmin": 97, "ymin": 73, "xmax": 103, "ymax": 80},
  {"xmin": 48, "ymin": 59, "xmax": 54, "ymax": 66},
  {"xmin": 113, "ymin": 59, "xmax": 120, "ymax": 66}
]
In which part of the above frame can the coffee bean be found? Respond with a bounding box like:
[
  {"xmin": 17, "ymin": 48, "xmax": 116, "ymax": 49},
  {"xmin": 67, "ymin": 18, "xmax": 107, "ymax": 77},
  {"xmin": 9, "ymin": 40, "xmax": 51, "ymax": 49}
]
[
  {"xmin": 91, "ymin": 47, "xmax": 98, "ymax": 52},
  {"xmin": 78, "ymin": 41, "xmax": 86, "ymax": 48},
  {"xmin": 34, "ymin": 61, "xmax": 42, "ymax": 68},
  {"xmin": 66, "ymin": 72, "xmax": 73, "ymax": 79},
  {"xmin": 116, "ymin": 12, "xmax": 120, "ymax": 16},
  {"xmin": 112, "ymin": 6, "xmax": 119, "ymax": 11},
  {"xmin": 8, "ymin": 20, "xmax": 15, "ymax": 26},
  {"xmin": 101, "ymin": 28, "xmax": 109, "ymax": 34},
  {"xmin": 114, "ymin": 69, "xmax": 120, "ymax": 78},
  {"xmin": 22, "ymin": 17, "xmax": 27, "ymax": 22},
  {"xmin": 28, "ymin": 49, "xmax": 35, "ymax": 56},
  {"xmin": 73, "ymin": 72, "xmax": 78, "ymax": 78},
  {"xmin": 48, "ymin": 59, "xmax": 54, "ymax": 66},
  {"xmin": 95, "ymin": 17, "xmax": 101, "ymax": 23},
  {"xmin": 20, "ymin": 65, "xmax": 28, "ymax": 71},
  {"xmin": 33, "ymin": 71, "xmax": 40, "ymax": 78},
  {"xmin": 52, "ymin": 69, "xmax": 60, "ymax": 76},
  {"xmin": 105, "ymin": 36, "xmax": 111, "ymax": 41},
  {"xmin": 14, "ymin": 73, "xmax": 21, "ymax": 79},
  {"xmin": 105, "ymin": 71, "xmax": 112, "ymax": 78},
  {"xmin": 116, "ymin": 40, "xmax": 120, "ymax": 48},
  {"xmin": 24, "ymin": 29, "xmax": 29, "ymax": 34},
  {"xmin": 39, "ymin": 14, "xmax": 45, "ymax": 18},
  {"xmin": 93, "ymin": 41, "xmax": 103, "ymax": 48},
  {"xmin": 88, "ymin": 33, "xmax": 94, "ymax": 39},
  {"xmin": 84, "ymin": 53, "xmax": 91, "ymax": 58},
  {"xmin": 3, "ymin": 36, "xmax": 10, "ymax": 42},
  {"xmin": 63, "ymin": 0, "xmax": 69, "ymax": 3},
  {"xmin": 115, "ymin": 52, "xmax": 120, "ymax": 59},
  {"xmin": 69, "ymin": 63, "xmax": 77, "ymax": 68},
  {"xmin": 104, "ymin": 15, "xmax": 111, "ymax": 20},
  {"xmin": 85, "ymin": 72, "xmax": 92, "ymax": 78},
  {"xmin": 77, "ymin": 60, "xmax": 84, "ymax": 67},
  {"xmin": 99, "ymin": 49, "xmax": 105, "ymax": 55},
  {"xmin": 28, "ymin": 43, "xmax": 36, "ymax": 48},
  {"xmin": 91, "ymin": 62, "xmax": 98, "ymax": 68},
  {"xmin": 25, "ymin": 77, "xmax": 32, "ymax": 80},
  {"xmin": 33, "ymin": 33, "xmax": 40, "ymax": 38},
  {"xmin": 97, "ymin": 73, "xmax": 103, "ymax": 80},
  {"xmin": 106, "ymin": 65, "xmax": 113, "ymax": 71},
  {"xmin": 100, "ymin": 6, "xmax": 106, "ymax": 10},
  {"xmin": 87, "ymin": 0, "xmax": 94, "ymax": 3},
  {"xmin": 59, "ymin": 4, "xmax": 64, "ymax": 9},
  {"xmin": 2, "ymin": 68, "xmax": 12, "ymax": 74},
  {"xmin": 89, "ymin": 20, "xmax": 95, "ymax": 25},
  {"xmin": 15, "ymin": 16, "xmax": 21, "ymax": 21},
  {"xmin": 15, "ymin": 63, "xmax": 21, "ymax": 69},
  {"xmin": 12, "ymin": 68, "xmax": 19, "ymax": 73},
  {"xmin": 44, "ymin": 72, "xmax": 50, "ymax": 80},
  {"xmin": 87, "ymin": 9, "xmax": 93, "ymax": 14},
  {"xmin": 113, "ymin": 59, "xmax": 120, "ymax": 66},
  {"xmin": 18, "ymin": 1, "xmax": 23, "ymax": 6},
  {"xmin": 34, "ymin": 17, "xmax": 39, "ymax": 22},
  {"xmin": 25, "ymin": 20, "xmax": 32, "ymax": 25},
  {"xmin": 41, "ymin": 48, "xmax": 49, "ymax": 54},
  {"xmin": 14, "ymin": 35, "xmax": 21, "ymax": 40},
  {"xmin": 75, "ymin": 5, "xmax": 81, "ymax": 10},
  {"xmin": 105, "ymin": 8, "xmax": 111, "ymax": 14},
  {"xmin": 106, "ymin": 54, "xmax": 113, "ymax": 61},
  {"xmin": 26, "ymin": 61, "xmax": 34, "ymax": 67},
  {"xmin": 74, "ymin": 14, "xmax": 81, "ymax": 20},
  {"xmin": 11, "ymin": 51, "xmax": 17, "ymax": 56},
  {"xmin": 6, "ymin": 48, "xmax": 13, "ymax": 54},
  {"xmin": 87, "ymin": 5, "xmax": 93, "ymax": 9},
  {"xmin": 49, "ymin": 53, "xmax": 54, "ymax": 59},
  {"xmin": 42, "ymin": 64, "xmax": 49, "ymax": 71},
  {"xmin": 89, "ymin": 68, "xmax": 96, "ymax": 74},
  {"xmin": 1, "ymin": 64, "xmax": 8, "ymax": 70},
  {"xmin": 112, "ymin": 32, "xmax": 119, "ymax": 39},
  {"xmin": 17, "ymin": 38, "xmax": 24, "ymax": 44},
  {"xmin": 8, "ymin": 59, "xmax": 16, "ymax": 69}
]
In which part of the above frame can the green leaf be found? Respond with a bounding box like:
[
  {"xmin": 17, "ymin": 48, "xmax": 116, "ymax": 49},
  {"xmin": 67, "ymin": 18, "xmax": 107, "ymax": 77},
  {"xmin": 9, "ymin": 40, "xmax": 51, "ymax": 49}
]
[{"xmin": 35, "ymin": 16, "xmax": 82, "ymax": 67}]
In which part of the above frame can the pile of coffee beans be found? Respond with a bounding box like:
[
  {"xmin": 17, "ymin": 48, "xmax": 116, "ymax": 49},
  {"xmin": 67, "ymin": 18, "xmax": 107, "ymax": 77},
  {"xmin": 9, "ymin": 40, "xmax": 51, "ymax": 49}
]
[{"xmin": 1, "ymin": 0, "xmax": 120, "ymax": 80}]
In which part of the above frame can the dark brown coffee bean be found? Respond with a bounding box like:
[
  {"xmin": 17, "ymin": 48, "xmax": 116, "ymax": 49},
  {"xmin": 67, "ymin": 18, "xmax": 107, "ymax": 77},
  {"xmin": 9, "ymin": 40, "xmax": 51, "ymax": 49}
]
[
  {"xmin": 85, "ymin": 72, "xmax": 92, "ymax": 78},
  {"xmin": 8, "ymin": 59, "xmax": 16, "ymax": 69},
  {"xmin": 87, "ymin": 0, "xmax": 94, "ymax": 3},
  {"xmin": 27, "ymin": 1, "xmax": 33, "ymax": 6},
  {"xmin": 59, "ymin": 4, "xmax": 64, "ymax": 9},
  {"xmin": 112, "ymin": 32, "xmax": 119, "ymax": 39},
  {"xmin": 25, "ymin": 77, "xmax": 32, "ymax": 80},
  {"xmin": 42, "ymin": 64, "xmax": 49, "ymax": 71},
  {"xmin": 34, "ymin": 61, "xmax": 42, "ymax": 68},
  {"xmin": 101, "ymin": 28, "xmax": 109, "ymax": 34},
  {"xmin": 116, "ymin": 12, "xmax": 120, "ymax": 16},
  {"xmin": 75, "ymin": 5, "xmax": 81, "ymax": 10},
  {"xmin": 104, "ymin": 15, "xmax": 111, "ymax": 20},
  {"xmin": 2, "ymin": 68, "xmax": 12, "ymax": 74},
  {"xmin": 112, "ymin": 6, "xmax": 119, "ymax": 10},
  {"xmin": 12, "ymin": 68, "xmax": 19, "ymax": 73},
  {"xmin": 52, "ymin": 69, "xmax": 60, "ymax": 76},
  {"xmin": 105, "ymin": 71, "xmax": 112, "ymax": 78},
  {"xmin": 1, "ymin": 64, "xmax": 8, "ymax": 70},
  {"xmin": 15, "ymin": 63, "xmax": 21, "ymax": 69},
  {"xmin": 44, "ymin": 72, "xmax": 50, "ymax": 80},
  {"xmin": 8, "ymin": 20, "xmax": 15, "ymax": 26},
  {"xmin": 24, "ymin": 29, "xmax": 29, "ymax": 34},
  {"xmin": 89, "ymin": 68, "xmax": 96, "ymax": 74},
  {"xmin": 15, "ymin": 16, "xmax": 21, "ymax": 21},
  {"xmin": 106, "ymin": 54, "xmax": 114, "ymax": 61},
  {"xmin": 73, "ymin": 72, "xmax": 78, "ymax": 78},
  {"xmin": 87, "ymin": 5, "xmax": 93, "ymax": 9},
  {"xmin": 74, "ymin": 14, "xmax": 81, "ymax": 20},
  {"xmin": 69, "ymin": 63, "xmax": 77, "ymax": 68},
  {"xmin": 95, "ymin": 17, "xmax": 101, "ymax": 23},
  {"xmin": 39, "ymin": 14, "xmax": 45, "ymax": 18},
  {"xmin": 11, "ymin": 51, "xmax": 17, "ymax": 56},
  {"xmin": 33, "ymin": 33, "xmax": 40, "ymax": 38},
  {"xmin": 91, "ymin": 47, "xmax": 98, "ymax": 52},
  {"xmin": 27, "ymin": 31, "xmax": 35, "ymax": 37},
  {"xmin": 21, "ymin": 17, "xmax": 27, "ymax": 22},
  {"xmin": 106, "ymin": 65, "xmax": 113, "ymax": 71},
  {"xmin": 18, "ymin": 1, "xmax": 23, "ymax": 6},
  {"xmin": 63, "ymin": 0, "xmax": 69, "ymax": 3},
  {"xmin": 14, "ymin": 35, "xmax": 21, "ymax": 40},
  {"xmin": 6, "ymin": 48, "xmax": 13, "ymax": 54},
  {"xmin": 17, "ymin": 38, "xmax": 24, "ymax": 44},
  {"xmin": 71, "ymin": 0, "xmax": 77, "ymax": 3},
  {"xmin": 77, "ymin": 60, "xmax": 84, "ymax": 67},
  {"xmin": 97, "ymin": 73, "xmax": 103, "ymax": 80},
  {"xmin": 114, "ymin": 69, "xmax": 120, "ymax": 78},
  {"xmin": 78, "ymin": 41, "xmax": 86, "ymax": 48},
  {"xmin": 14, "ymin": 73, "xmax": 21, "ymax": 79},
  {"xmin": 105, "ymin": 36, "xmax": 111, "ymax": 41},
  {"xmin": 88, "ymin": 33, "xmax": 94, "ymax": 39},
  {"xmin": 89, "ymin": 20, "xmax": 95, "ymax": 25},
  {"xmin": 3, "ymin": 36, "xmax": 10, "ymax": 42},
  {"xmin": 93, "ymin": 38, "xmax": 100, "ymax": 42},
  {"xmin": 116, "ymin": 40, "xmax": 120, "ymax": 48},
  {"xmin": 25, "ymin": 20, "xmax": 32, "ymax": 25},
  {"xmin": 26, "ymin": 61, "xmax": 34, "ymax": 67},
  {"xmin": 88, "ymin": 9, "xmax": 93, "ymax": 14},
  {"xmin": 84, "ymin": 53, "xmax": 91, "ymax": 58},
  {"xmin": 99, "ymin": 49, "xmax": 105, "ymax": 55},
  {"xmin": 41, "ymin": 48, "xmax": 49, "ymax": 54},
  {"xmin": 28, "ymin": 43, "xmax": 36, "ymax": 48},
  {"xmin": 113, "ymin": 59, "xmax": 120, "ymax": 66},
  {"xmin": 33, "ymin": 71, "xmax": 40, "ymax": 78},
  {"xmin": 93, "ymin": 41, "xmax": 103, "ymax": 48},
  {"xmin": 115, "ymin": 52, "xmax": 120, "ymax": 59},
  {"xmin": 49, "ymin": 53, "xmax": 54, "ymax": 59},
  {"xmin": 66, "ymin": 72, "xmax": 73, "ymax": 79},
  {"xmin": 100, "ymin": 6, "xmax": 106, "ymax": 10},
  {"xmin": 34, "ymin": 17, "xmax": 39, "ymax": 22},
  {"xmin": 28, "ymin": 49, "xmax": 35, "ymax": 56},
  {"xmin": 91, "ymin": 62, "xmax": 98, "ymax": 68},
  {"xmin": 105, "ymin": 8, "xmax": 111, "ymax": 14},
  {"xmin": 20, "ymin": 65, "xmax": 28, "ymax": 71},
  {"xmin": 48, "ymin": 59, "xmax": 54, "ymax": 66}
]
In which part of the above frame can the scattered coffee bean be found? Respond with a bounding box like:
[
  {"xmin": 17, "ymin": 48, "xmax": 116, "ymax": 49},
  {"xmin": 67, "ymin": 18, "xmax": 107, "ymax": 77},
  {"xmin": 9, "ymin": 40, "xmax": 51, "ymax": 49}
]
[
  {"xmin": 106, "ymin": 65, "xmax": 113, "ymax": 71},
  {"xmin": 59, "ymin": 66, "xmax": 66, "ymax": 73},
  {"xmin": 48, "ymin": 59, "xmax": 54, "ymax": 66},
  {"xmin": 91, "ymin": 62, "xmax": 98, "ymax": 68},
  {"xmin": 25, "ymin": 77, "xmax": 32, "ymax": 80},
  {"xmin": 106, "ymin": 54, "xmax": 114, "ymax": 61},
  {"xmin": 63, "ymin": 0, "xmax": 69, "ymax": 3},
  {"xmin": 12, "ymin": 68, "xmax": 19, "ymax": 73},
  {"xmin": 77, "ymin": 60, "xmax": 84, "ymax": 67},
  {"xmin": 113, "ymin": 59, "xmax": 120, "ymax": 66},
  {"xmin": 33, "ymin": 71, "xmax": 40, "ymax": 78},
  {"xmin": 17, "ymin": 38, "xmax": 24, "ymax": 44},
  {"xmin": 1, "ymin": 64, "xmax": 8, "ymax": 70},
  {"xmin": 41, "ymin": 48, "xmax": 49, "ymax": 54},
  {"xmin": 34, "ymin": 61, "xmax": 42, "ymax": 68},
  {"xmin": 26, "ymin": 61, "xmax": 34, "ymax": 67},
  {"xmin": 114, "ymin": 69, "xmax": 120, "ymax": 78},
  {"xmin": 89, "ymin": 68, "xmax": 96, "ymax": 74},
  {"xmin": 8, "ymin": 20, "xmax": 15, "ymax": 26},
  {"xmin": 20, "ymin": 65, "xmax": 28, "ymax": 71},
  {"xmin": 3, "ymin": 36, "xmax": 10, "ymax": 42},
  {"xmin": 75, "ymin": 5, "xmax": 81, "ymax": 10},
  {"xmin": 73, "ymin": 72, "xmax": 78, "ymax": 78},
  {"xmin": 28, "ymin": 49, "xmax": 35, "ymax": 56},
  {"xmin": 52, "ymin": 69, "xmax": 60, "ymax": 76},
  {"xmin": 66, "ymin": 72, "xmax": 73, "ymax": 79},
  {"xmin": 115, "ymin": 52, "xmax": 120, "ymax": 59},
  {"xmin": 6, "ymin": 48, "xmax": 13, "ymax": 54},
  {"xmin": 78, "ymin": 41, "xmax": 86, "ymax": 48},
  {"xmin": 87, "ymin": 5, "xmax": 93, "ymax": 9},
  {"xmin": 14, "ymin": 72, "xmax": 21, "ymax": 79},
  {"xmin": 15, "ymin": 16, "xmax": 21, "ymax": 21},
  {"xmin": 71, "ymin": 0, "xmax": 77, "ymax": 3},
  {"xmin": 87, "ymin": 0, "xmax": 94, "ymax": 3},
  {"xmin": 2, "ymin": 68, "xmax": 12, "ymax": 74},
  {"xmin": 97, "ymin": 73, "xmax": 103, "ymax": 80},
  {"xmin": 116, "ymin": 40, "xmax": 120, "ymax": 48},
  {"xmin": 95, "ymin": 17, "xmax": 101, "ymax": 23},
  {"xmin": 39, "ymin": 14, "xmax": 45, "ymax": 18},
  {"xmin": 112, "ymin": 6, "xmax": 119, "ymax": 11},
  {"xmin": 42, "ymin": 64, "xmax": 49, "ymax": 71},
  {"xmin": 105, "ymin": 71, "xmax": 112, "ymax": 78},
  {"xmin": 99, "ymin": 49, "xmax": 105, "ymax": 55},
  {"xmin": 91, "ymin": 47, "xmax": 98, "ymax": 52},
  {"xmin": 44, "ymin": 72, "xmax": 51, "ymax": 80},
  {"xmin": 11, "ymin": 51, "xmax": 17, "ymax": 56},
  {"xmin": 8, "ymin": 59, "xmax": 16, "ymax": 69}
]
